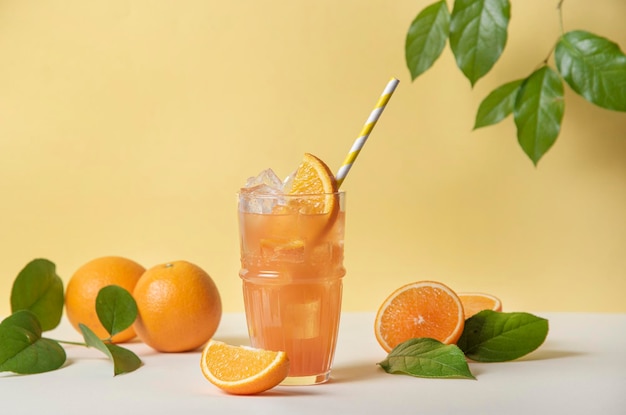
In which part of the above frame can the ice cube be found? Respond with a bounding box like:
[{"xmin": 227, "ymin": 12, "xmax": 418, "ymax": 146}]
[
  {"xmin": 309, "ymin": 242, "xmax": 332, "ymax": 263},
  {"xmin": 286, "ymin": 300, "xmax": 321, "ymax": 339},
  {"xmin": 281, "ymin": 169, "xmax": 297, "ymax": 193},
  {"xmin": 245, "ymin": 168, "xmax": 284, "ymax": 191},
  {"xmin": 240, "ymin": 168, "xmax": 285, "ymax": 213}
]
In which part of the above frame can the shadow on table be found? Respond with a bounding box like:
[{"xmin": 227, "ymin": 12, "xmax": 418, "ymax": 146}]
[
  {"xmin": 516, "ymin": 348, "xmax": 587, "ymax": 361},
  {"xmin": 329, "ymin": 360, "xmax": 381, "ymax": 383},
  {"xmin": 261, "ymin": 387, "xmax": 320, "ymax": 397},
  {"xmin": 465, "ymin": 348, "xmax": 587, "ymax": 370}
]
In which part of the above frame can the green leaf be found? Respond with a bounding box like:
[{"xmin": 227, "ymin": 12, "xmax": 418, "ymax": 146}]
[
  {"xmin": 0, "ymin": 310, "xmax": 66, "ymax": 374},
  {"xmin": 79, "ymin": 324, "xmax": 142, "ymax": 376},
  {"xmin": 96, "ymin": 285, "xmax": 138, "ymax": 338},
  {"xmin": 474, "ymin": 78, "xmax": 523, "ymax": 128},
  {"xmin": 378, "ymin": 338, "xmax": 475, "ymax": 379},
  {"xmin": 80, "ymin": 322, "xmax": 112, "ymax": 355},
  {"xmin": 10, "ymin": 259, "xmax": 64, "ymax": 331},
  {"xmin": 406, "ymin": 0, "xmax": 450, "ymax": 80},
  {"xmin": 514, "ymin": 66, "xmax": 565, "ymax": 165},
  {"xmin": 450, "ymin": 0, "xmax": 511, "ymax": 86},
  {"xmin": 104, "ymin": 343, "xmax": 143, "ymax": 376},
  {"xmin": 555, "ymin": 30, "xmax": 626, "ymax": 112},
  {"xmin": 457, "ymin": 310, "xmax": 549, "ymax": 362}
]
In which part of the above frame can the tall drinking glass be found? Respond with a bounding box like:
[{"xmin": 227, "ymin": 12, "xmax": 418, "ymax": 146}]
[{"xmin": 238, "ymin": 190, "xmax": 346, "ymax": 385}]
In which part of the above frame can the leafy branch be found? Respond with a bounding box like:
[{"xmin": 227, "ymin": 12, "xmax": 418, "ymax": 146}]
[
  {"xmin": 0, "ymin": 259, "xmax": 141, "ymax": 376},
  {"xmin": 405, "ymin": 0, "xmax": 626, "ymax": 165}
]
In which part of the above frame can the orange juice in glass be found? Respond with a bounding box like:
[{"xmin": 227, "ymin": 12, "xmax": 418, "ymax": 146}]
[{"xmin": 238, "ymin": 155, "xmax": 346, "ymax": 385}]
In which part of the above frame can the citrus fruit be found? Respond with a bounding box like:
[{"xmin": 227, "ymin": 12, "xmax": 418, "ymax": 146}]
[
  {"xmin": 374, "ymin": 281, "xmax": 465, "ymax": 352},
  {"xmin": 286, "ymin": 153, "xmax": 338, "ymax": 214},
  {"xmin": 260, "ymin": 238, "xmax": 305, "ymax": 262},
  {"xmin": 458, "ymin": 292, "xmax": 502, "ymax": 318},
  {"xmin": 65, "ymin": 256, "xmax": 145, "ymax": 343},
  {"xmin": 200, "ymin": 340, "xmax": 289, "ymax": 395},
  {"xmin": 133, "ymin": 260, "xmax": 222, "ymax": 352}
]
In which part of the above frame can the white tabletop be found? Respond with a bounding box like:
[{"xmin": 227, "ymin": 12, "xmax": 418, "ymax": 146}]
[{"xmin": 2, "ymin": 312, "xmax": 625, "ymax": 414}]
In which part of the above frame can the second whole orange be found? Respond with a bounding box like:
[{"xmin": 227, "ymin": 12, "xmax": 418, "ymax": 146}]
[{"xmin": 133, "ymin": 260, "xmax": 222, "ymax": 353}]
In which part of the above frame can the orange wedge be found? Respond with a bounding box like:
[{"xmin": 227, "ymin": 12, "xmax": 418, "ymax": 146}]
[
  {"xmin": 458, "ymin": 292, "xmax": 502, "ymax": 319},
  {"xmin": 200, "ymin": 340, "xmax": 289, "ymax": 395},
  {"xmin": 286, "ymin": 153, "xmax": 338, "ymax": 215},
  {"xmin": 260, "ymin": 238, "xmax": 305, "ymax": 262},
  {"xmin": 374, "ymin": 281, "xmax": 465, "ymax": 353}
]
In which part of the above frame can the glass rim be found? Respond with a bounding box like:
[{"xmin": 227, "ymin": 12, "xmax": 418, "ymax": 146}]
[{"xmin": 238, "ymin": 190, "xmax": 346, "ymax": 198}]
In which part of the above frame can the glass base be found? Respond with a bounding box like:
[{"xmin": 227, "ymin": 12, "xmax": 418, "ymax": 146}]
[{"xmin": 280, "ymin": 371, "xmax": 330, "ymax": 386}]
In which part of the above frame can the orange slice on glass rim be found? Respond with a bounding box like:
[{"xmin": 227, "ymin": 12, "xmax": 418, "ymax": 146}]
[
  {"xmin": 374, "ymin": 281, "xmax": 465, "ymax": 353},
  {"xmin": 286, "ymin": 153, "xmax": 339, "ymax": 215},
  {"xmin": 200, "ymin": 340, "xmax": 290, "ymax": 395},
  {"xmin": 457, "ymin": 292, "xmax": 502, "ymax": 319}
]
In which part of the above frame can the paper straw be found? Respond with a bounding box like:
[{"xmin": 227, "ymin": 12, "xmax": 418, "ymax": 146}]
[{"xmin": 335, "ymin": 77, "xmax": 399, "ymax": 188}]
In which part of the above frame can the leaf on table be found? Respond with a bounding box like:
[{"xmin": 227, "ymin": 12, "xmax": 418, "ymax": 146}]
[
  {"xmin": 96, "ymin": 285, "xmax": 138, "ymax": 338},
  {"xmin": 514, "ymin": 66, "xmax": 565, "ymax": 165},
  {"xmin": 457, "ymin": 310, "xmax": 549, "ymax": 362},
  {"xmin": 555, "ymin": 30, "xmax": 626, "ymax": 112},
  {"xmin": 0, "ymin": 310, "xmax": 66, "ymax": 374},
  {"xmin": 10, "ymin": 258, "xmax": 64, "ymax": 331},
  {"xmin": 450, "ymin": 0, "xmax": 511, "ymax": 86},
  {"xmin": 79, "ymin": 323, "xmax": 142, "ymax": 376},
  {"xmin": 378, "ymin": 338, "xmax": 475, "ymax": 379},
  {"xmin": 474, "ymin": 79, "xmax": 524, "ymax": 128},
  {"xmin": 105, "ymin": 343, "xmax": 143, "ymax": 376},
  {"xmin": 406, "ymin": 0, "xmax": 450, "ymax": 80}
]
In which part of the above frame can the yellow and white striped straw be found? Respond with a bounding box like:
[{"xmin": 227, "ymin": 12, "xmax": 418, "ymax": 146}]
[{"xmin": 335, "ymin": 77, "xmax": 399, "ymax": 188}]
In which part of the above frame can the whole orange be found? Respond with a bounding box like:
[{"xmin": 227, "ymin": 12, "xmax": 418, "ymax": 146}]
[
  {"xmin": 133, "ymin": 260, "xmax": 222, "ymax": 353},
  {"xmin": 65, "ymin": 256, "xmax": 145, "ymax": 343}
]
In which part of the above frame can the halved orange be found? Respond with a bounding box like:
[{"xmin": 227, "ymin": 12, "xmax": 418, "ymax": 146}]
[
  {"xmin": 374, "ymin": 281, "xmax": 465, "ymax": 352},
  {"xmin": 458, "ymin": 292, "xmax": 502, "ymax": 319},
  {"xmin": 285, "ymin": 153, "xmax": 338, "ymax": 215},
  {"xmin": 200, "ymin": 340, "xmax": 290, "ymax": 395}
]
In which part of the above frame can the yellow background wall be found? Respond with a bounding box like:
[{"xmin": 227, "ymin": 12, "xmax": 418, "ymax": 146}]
[{"xmin": 1, "ymin": 0, "xmax": 625, "ymax": 317}]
